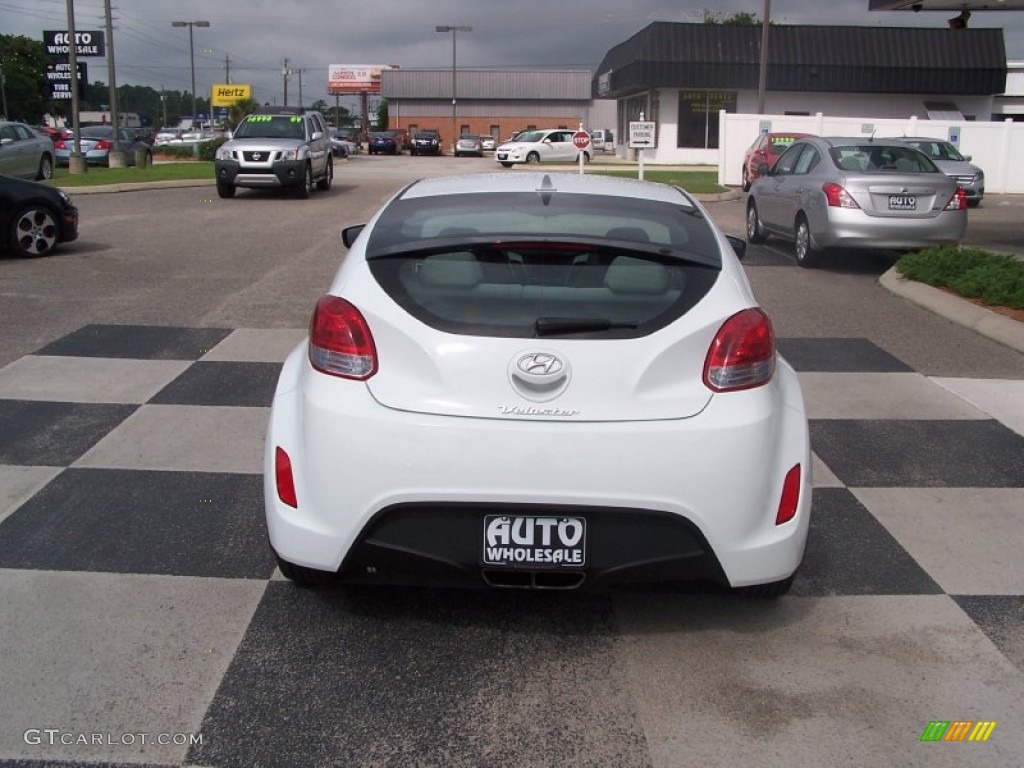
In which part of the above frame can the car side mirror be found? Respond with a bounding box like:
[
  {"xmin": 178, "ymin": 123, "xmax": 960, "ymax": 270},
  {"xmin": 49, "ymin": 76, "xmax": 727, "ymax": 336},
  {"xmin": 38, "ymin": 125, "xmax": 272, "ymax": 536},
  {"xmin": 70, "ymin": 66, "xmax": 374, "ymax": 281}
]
[
  {"xmin": 311, "ymin": 131, "xmax": 324, "ymax": 141},
  {"xmin": 963, "ymin": 154, "xmax": 972, "ymax": 161},
  {"xmin": 726, "ymin": 235, "xmax": 747, "ymax": 261},
  {"xmin": 341, "ymin": 225, "xmax": 365, "ymax": 249},
  {"xmin": 757, "ymin": 162, "xmax": 770, "ymax": 176}
]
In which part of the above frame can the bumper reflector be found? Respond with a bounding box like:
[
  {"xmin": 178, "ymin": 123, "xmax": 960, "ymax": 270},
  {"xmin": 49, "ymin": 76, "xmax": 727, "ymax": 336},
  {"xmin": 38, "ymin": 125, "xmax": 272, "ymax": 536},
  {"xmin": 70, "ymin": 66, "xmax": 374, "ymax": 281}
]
[
  {"xmin": 275, "ymin": 447, "xmax": 298, "ymax": 508},
  {"xmin": 776, "ymin": 463, "xmax": 801, "ymax": 525}
]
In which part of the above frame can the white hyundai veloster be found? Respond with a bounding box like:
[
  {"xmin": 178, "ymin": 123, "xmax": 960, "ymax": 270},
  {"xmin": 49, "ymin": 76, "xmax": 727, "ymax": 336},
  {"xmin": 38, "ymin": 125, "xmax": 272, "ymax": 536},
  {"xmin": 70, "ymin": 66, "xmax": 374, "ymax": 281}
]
[{"xmin": 266, "ymin": 172, "xmax": 811, "ymax": 595}]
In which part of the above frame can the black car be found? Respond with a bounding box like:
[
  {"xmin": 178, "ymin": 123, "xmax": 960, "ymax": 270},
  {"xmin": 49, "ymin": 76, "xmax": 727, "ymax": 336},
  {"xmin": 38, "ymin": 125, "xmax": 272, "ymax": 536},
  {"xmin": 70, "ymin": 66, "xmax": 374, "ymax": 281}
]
[
  {"xmin": 410, "ymin": 130, "xmax": 442, "ymax": 156},
  {"xmin": 368, "ymin": 132, "xmax": 400, "ymax": 155},
  {"xmin": 0, "ymin": 174, "xmax": 79, "ymax": 258}
]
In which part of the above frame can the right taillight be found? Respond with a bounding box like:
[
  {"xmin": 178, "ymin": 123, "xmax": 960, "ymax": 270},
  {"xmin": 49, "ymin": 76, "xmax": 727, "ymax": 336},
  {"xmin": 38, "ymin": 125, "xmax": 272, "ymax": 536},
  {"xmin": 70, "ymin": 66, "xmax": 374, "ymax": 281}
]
[
  {"xmin": 308, "ymin": 296, "xmax": 378, "ymax": 379},
  {"xmin": 945, "ymin": 187, "xmax": 967, "ymax": 211},
  {"xmin": 703, "ymin": 308, "xmax": 776, "ymax": 392},
  {"xmin": 822, "ymin": 182, "xmax": 860, "ymax": 209}
]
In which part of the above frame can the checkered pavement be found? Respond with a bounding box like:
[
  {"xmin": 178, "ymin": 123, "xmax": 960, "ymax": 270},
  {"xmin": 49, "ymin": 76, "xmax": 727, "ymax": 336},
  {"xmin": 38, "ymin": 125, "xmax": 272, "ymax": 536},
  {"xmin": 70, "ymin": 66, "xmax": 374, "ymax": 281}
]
[{"xmin": 1, "ymin": 325, "xmax": 1022, "ymax": 767}]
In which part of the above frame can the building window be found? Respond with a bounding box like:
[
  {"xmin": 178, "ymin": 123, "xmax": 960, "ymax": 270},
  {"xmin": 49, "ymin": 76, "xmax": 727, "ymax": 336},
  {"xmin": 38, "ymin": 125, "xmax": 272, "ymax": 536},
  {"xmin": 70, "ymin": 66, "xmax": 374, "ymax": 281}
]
[{"xmin": 677, "ymin": 90, "xmax": 737, "ymax": 149}]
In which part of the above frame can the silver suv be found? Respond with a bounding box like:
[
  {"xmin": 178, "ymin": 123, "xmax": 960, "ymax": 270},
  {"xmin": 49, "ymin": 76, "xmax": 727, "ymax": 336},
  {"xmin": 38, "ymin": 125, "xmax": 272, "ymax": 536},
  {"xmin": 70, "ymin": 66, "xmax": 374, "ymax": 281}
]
[
  {"xmin": 214, "ymin": 107, "xmax": 332, "ymax": 199},
  {"xmin": 897, "ymin": 137, "xmax": 984, "ymax": 208}
]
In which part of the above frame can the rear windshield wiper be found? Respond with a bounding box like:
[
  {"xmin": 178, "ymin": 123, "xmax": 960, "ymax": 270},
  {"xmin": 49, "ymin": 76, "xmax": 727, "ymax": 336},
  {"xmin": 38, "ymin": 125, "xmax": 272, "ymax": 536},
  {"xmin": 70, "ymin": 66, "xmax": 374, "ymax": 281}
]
[{"xmin": 535, "ymin": 317, "xmax": 638, "ymax": 337}]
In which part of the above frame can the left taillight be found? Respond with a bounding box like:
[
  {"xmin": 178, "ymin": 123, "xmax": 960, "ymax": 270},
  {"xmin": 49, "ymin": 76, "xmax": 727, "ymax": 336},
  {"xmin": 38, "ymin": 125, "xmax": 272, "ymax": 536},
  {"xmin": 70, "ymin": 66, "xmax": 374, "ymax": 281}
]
[
  {"xmin": 54, "ymin": 139, "xmax": 67, "ymax": 149},
  {"xmin": 308, "ymin": 296, "xmax": 378, "ymax": 380},
  {"xmin": 703, "ymin": 308, "xmax": 776, "ymax": 392},
  {"xmin": 945, "ymin": 187, "xmax": 968, "ymax": 211},
  {"xmin": 822, "ymin": 182, "xmax": 860, "ymax": 209},
  {"xmin": 275, "ymin": 447, "xmax": 297, "ymax": 508}
]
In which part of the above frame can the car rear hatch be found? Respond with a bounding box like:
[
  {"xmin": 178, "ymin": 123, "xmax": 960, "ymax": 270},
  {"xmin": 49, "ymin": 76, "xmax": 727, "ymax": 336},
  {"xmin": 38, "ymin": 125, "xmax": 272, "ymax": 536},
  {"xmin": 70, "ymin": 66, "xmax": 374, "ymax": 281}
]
[{"xmin": 325, "ymin": 180, "xmax": 758, "ymax": 423}]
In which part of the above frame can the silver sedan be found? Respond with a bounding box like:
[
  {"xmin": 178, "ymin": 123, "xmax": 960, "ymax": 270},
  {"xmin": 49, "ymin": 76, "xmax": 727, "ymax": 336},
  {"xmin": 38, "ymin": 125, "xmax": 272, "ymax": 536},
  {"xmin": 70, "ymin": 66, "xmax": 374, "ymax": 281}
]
[
  {"xmin": 745, "ymin": 136, "xmax": 968, "ymax": 267},
  {"xmin": 0, "ymin": 121, "xmax": 55, "ymax": 180}
]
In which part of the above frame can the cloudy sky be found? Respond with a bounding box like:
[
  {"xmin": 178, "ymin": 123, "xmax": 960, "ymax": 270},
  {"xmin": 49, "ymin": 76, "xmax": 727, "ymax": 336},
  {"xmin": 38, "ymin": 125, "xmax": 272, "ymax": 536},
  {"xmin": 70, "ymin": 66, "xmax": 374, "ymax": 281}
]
[{"xmin": 4, "ymin": 0, "xmax": 1023, "ymax": 110}]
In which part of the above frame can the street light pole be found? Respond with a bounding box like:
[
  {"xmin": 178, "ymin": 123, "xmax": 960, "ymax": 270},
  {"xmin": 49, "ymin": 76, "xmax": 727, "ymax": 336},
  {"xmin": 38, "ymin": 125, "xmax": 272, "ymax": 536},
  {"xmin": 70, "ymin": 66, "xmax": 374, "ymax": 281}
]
[
  {"xmin": 435, "ymin": 25, "xmax": 471, "ymax": 155},
  {"xmin": 171, "ymin": 20, "xmax": 210, "ymax": 129}
]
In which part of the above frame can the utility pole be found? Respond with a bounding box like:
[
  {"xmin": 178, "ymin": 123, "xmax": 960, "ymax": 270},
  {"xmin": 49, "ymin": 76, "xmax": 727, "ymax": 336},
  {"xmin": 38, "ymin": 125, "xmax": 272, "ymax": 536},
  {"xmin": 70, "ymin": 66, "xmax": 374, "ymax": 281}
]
[
  {"xmin": 296, "ymin": 68, "xmax": 306, "ymax": 109},
  {"xmin": 104, "ymin": 0, "xmax": 125, "ymax": 162},
  {"xmin": 224, "ymin": 54, "xmax": 230, "ymax": 84},
  {"xmin": 757, "ymin": 0, "xmax": 771, "ymax": 114},
  {"xmin": 282, "ymin": 58, "xmax": 290, "ymax": 106},
  {"xmin": 160, "ymin": 85, "xmax": 167, "ymax": 127},
  {"xmin": 65, "ymin": 0, "xmax": 85, "ymax": 174}
]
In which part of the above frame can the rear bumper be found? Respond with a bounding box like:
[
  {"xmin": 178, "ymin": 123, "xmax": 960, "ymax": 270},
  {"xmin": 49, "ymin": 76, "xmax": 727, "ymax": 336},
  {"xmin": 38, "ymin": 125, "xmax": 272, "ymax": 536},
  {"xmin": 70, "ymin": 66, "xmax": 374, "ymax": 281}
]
[
  {"xmin": 265, "ymin": 345, "xmax": 811, "ymax": 590},
  {"xmin": 813, "ymin": 208, "xmax": 966, "ymax": 250}
]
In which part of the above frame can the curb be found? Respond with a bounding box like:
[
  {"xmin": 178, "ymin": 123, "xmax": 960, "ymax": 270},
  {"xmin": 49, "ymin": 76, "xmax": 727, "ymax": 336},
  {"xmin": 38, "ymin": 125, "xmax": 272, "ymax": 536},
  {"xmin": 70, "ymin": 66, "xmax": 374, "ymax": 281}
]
[
  {"xmin": 66, "ymin": 178, "xmax": 215, "ymax": 195},
  {"xmin": 879, "ymin": 267, "xmax": 1024, "ymax": 354}
]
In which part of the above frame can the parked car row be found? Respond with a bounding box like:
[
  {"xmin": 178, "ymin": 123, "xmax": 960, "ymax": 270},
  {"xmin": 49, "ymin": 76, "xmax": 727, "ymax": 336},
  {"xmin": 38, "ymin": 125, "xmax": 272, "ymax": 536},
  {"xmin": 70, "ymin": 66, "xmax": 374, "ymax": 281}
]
[{"xmin": 54, "ymin": 126, "xmax": 154, "ymax": 167}]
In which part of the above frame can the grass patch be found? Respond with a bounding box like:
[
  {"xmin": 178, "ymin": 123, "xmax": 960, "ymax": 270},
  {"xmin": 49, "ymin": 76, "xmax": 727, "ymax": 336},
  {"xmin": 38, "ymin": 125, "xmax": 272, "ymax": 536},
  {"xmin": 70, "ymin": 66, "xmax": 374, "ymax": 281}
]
[
  {"xmin": 896, "ymin": 246, "xmax": 1024, "ymax": 310},
  {"xmin": 47, "ymin": 162, "xmax": 214, "ymax": 187},
  {"xmin": 588, "ymin": 169, "xmax": 726, "ymax": 194}
]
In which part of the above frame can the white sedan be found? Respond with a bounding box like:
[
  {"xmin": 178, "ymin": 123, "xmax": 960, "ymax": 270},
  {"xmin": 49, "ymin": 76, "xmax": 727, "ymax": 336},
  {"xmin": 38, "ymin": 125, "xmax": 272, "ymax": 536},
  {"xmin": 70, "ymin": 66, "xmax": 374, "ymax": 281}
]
[
  {"xmin": 495, "ymin": 129, "xmax": 591, "ymax": 167},
  {"xmin": 265, "ymin": 172, "xmax": 811, "ymax": 595}
]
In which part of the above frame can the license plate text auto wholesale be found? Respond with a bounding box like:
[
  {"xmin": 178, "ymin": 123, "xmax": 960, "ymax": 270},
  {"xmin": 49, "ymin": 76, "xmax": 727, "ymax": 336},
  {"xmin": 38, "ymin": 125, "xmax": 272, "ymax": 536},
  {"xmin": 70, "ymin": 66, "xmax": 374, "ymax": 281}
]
[
  {"xmin": 482, "ymin": 515, "xmax": 587, "ymax": 567},
  {"xmin": 889, "ymin": 195, "xmax": 916, "ymax": 210}
]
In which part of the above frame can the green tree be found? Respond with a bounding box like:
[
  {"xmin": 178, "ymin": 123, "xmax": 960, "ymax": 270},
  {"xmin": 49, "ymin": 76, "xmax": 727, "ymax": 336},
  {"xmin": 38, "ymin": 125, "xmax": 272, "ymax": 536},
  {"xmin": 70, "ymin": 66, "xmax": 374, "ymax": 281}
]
[
  {"xmin": 701, "ymin": 10, "xmax": 760, "ymax": 25},
  {"xmin": 375, "ymin": 99, "xmax": 389, "ymax": 131},
  {"xmin": 0, "ymin": 34, "xmax": 50, "ymax": 122},
  {"xmin": 227, "ymin": 97, "xmax": 259, "ymax": 129},
  {"xmin": 310, "ymin": 99, "xmax": 328, "ymax": 113}
]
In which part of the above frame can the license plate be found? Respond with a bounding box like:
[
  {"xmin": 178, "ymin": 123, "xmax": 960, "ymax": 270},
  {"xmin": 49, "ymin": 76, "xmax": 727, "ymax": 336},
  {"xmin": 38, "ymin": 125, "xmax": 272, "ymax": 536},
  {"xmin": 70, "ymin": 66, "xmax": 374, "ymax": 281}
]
[
  {"xmin": 482, "ymin": 515, "xmax": 586, "ymax": 568},
  {"xmin": 889, "ymin": 195, "xmax": 916, "ymax": 210}
]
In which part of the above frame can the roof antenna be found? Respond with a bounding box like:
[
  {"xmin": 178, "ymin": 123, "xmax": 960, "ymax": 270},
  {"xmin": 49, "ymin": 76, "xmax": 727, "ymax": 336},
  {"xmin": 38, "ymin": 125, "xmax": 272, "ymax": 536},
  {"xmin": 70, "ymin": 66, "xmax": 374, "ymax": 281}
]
[{"xmin": 536, "ymin": 174, "xmax": 556, "ymax": 206}]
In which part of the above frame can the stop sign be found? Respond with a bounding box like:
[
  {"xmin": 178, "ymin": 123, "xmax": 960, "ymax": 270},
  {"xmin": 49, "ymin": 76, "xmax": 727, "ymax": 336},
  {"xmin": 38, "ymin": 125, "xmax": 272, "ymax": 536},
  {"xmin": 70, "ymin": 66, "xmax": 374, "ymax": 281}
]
[{"xmin": 572, "ymin": 131, "xmax": 590, "ymax": 150}]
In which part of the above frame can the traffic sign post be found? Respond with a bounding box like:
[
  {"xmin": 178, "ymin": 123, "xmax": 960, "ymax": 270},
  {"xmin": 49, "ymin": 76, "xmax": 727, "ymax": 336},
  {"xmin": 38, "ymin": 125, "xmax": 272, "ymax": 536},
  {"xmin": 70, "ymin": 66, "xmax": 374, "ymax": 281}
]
[
  {"xmin": 573, "ymin": 128, "xmax": 590, "ymax": 175},
  {"xmin": 629, "ymin": 120, "xmax": 656, "ymax": 181}
]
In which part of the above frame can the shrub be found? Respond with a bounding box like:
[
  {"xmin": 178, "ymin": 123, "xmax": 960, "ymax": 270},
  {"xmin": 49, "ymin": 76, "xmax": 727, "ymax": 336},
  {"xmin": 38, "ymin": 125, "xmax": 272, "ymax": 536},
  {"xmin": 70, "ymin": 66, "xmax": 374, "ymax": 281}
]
[
  {"xmin": 152, "ymin": 137, "xmax": 226, "ymax": 162},
  {"xmin": 896, "ymin": 246, "xmax": 1024, "ymax": 310}
]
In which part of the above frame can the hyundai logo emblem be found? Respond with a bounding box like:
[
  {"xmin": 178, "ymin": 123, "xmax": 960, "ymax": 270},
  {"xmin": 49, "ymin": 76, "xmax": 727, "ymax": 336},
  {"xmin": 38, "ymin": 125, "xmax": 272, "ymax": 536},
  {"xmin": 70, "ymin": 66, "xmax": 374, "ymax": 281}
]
[{"xmin": 517, "ymin": 353, "xmax": 563, "ymax": 376}]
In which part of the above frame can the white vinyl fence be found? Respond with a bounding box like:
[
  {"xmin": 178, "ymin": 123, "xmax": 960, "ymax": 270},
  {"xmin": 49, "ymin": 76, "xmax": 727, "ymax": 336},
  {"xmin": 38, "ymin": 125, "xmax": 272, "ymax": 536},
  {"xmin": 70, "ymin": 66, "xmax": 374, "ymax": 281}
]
[{"xmin": 718, "ymin": 112, "xmax": 1023, "ymax": 194}]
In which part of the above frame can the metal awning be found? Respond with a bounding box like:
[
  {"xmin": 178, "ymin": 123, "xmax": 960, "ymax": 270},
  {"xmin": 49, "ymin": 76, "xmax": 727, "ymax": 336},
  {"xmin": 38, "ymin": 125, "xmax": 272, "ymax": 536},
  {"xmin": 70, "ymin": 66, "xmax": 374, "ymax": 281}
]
[{"xmin": 923, "ymin": 100, "xmax": 965, "ymax": 119}]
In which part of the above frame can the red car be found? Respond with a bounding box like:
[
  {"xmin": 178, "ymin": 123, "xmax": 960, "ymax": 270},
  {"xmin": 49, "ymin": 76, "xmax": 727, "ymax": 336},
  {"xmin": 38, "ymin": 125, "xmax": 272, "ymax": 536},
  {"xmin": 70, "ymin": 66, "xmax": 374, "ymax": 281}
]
[{"xmin": 742, "ymin": 132, "xmax": 812, "ymax": 191}]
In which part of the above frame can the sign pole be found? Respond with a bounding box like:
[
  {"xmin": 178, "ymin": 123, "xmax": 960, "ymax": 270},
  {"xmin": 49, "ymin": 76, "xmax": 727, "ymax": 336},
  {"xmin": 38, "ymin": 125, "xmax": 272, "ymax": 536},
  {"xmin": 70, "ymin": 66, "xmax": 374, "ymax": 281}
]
[
  {"xmin": 638, "ymin": 112, "xmax": 645, "ymax": 181},
  {"xmin": 65, "ymin": 0, "xmax": 85, "ymax": 174}
]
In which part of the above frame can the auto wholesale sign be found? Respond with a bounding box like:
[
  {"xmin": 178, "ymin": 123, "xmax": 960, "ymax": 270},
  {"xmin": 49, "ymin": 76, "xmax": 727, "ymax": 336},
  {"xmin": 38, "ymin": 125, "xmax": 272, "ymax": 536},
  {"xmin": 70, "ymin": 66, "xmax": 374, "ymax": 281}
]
[
  {"xmin": 327, "ymin": 65, "xmax": 394, "ymax": 95},
  {"xmin": 211, "ymin": 84, "xmax": 252, "ymax": 107},
  {"xmin": 43, "ymin": 30, "xmax": 106, "ymax": 57},
  {"xmin": 45, "ymin": 61, "xmax": 87, "ymax": 100}
]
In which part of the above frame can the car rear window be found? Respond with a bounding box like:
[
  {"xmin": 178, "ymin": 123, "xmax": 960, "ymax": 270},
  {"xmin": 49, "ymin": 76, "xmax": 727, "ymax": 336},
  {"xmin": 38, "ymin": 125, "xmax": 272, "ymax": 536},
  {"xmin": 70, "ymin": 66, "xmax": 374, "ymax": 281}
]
[
  {"xmin": 365, "ymin": 191, "xmax": 722, "ymax": 339},
  {"xmin": 830, "ymin": 145, "xmax": 939, "ymax": 173}
]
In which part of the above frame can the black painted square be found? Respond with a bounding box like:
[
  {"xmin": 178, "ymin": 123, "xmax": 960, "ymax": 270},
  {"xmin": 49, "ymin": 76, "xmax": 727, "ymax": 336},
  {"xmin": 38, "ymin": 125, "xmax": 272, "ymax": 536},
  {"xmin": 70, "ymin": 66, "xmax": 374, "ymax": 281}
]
[
  {"xmin": 189, "ymin": 584, "xmax": 650, "ymax": 768},
  {"xmin": 149, "ymin": 361, "xmax": 282, "ymax": 407},
  {"xmin": 776, "ymin": 338, "xmax": 913, "ymax": 373},
  {"xmin": 35, "ymin": 325, "xmax": 232, "ymax": 360},
  {"xmin": 0, "ymin": 468, "xmax": 275, "ymax": 579},
  {"xmin": 0, "ymin": 400, "xmax": 137, "ymax": 466},
  {"xmin": 792, "ymin": 488, "xmax": 942, "ymax": 597},
  {"xmin": 954, "ymin": 595, "xmax": 1024, "ymax": 673},
  {"xmin": 809, "ymin": 420, "xmax": 1024, "ymax": 488}
]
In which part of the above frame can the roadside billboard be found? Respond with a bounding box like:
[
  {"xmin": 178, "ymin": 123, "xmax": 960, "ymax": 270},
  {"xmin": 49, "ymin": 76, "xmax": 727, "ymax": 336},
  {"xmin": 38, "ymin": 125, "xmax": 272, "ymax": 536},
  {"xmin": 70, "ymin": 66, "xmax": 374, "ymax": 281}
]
[
  {"xmin": 327, "ymin": 65, "xmax": 395, "ymax": 95},
  {"xmin": 43, "ymin": 30, "xmax": 106, "ymax": 57},
  {"xmin": 211, "ymin": 84, "xmax": 252, "ymax": 107}
]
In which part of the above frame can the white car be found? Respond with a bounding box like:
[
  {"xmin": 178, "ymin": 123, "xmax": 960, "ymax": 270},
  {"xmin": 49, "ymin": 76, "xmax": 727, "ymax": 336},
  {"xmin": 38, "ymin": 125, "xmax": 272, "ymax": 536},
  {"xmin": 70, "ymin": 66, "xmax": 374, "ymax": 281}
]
[
  {"xmin": 496, "ymin": 129, "xmax": 592, "ymax": 167},
  {"xmin": 265, "ymin": 172, "xmax": 811, "ymax": 595}
]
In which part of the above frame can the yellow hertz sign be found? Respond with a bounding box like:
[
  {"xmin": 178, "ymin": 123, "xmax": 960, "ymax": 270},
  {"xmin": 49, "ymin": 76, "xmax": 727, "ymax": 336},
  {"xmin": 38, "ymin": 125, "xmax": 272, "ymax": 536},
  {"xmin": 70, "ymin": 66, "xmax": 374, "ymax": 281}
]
[{"xmin": 211, "ymin": 84, "xmax": 251, "ymax": 107}]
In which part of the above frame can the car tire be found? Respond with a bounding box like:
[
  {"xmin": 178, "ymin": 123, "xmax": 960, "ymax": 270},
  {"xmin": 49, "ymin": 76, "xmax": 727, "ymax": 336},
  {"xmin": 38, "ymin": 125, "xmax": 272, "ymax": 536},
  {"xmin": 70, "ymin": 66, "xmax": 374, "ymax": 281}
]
[
  {"xmin": 732, "ymin": 574, "xmax": 795, "ymax": 598},
  {"xmin": 526, "ymin": 152, "xmax": 540, "ymax": 164},
  {"xmin": 794, "ymin": 215, "xmax": 821, "ymax": 268},
  {"xmin": 37, "ymin": 155, "xmax": 54, "ymax": 181},
  {"xmin": 741, "ymin": 166, "xmax": 751, "ymax": 192},
  {"xmin": 296, "ymin": 163, "xmax": 314, "ymax": 199},
  {"xmin": 500, "ymin": 162, "xmax": 513, "ymax": 168},
  {"xmin": 275, "ymin": 554, "xmax": 336, "ymax": 586},
  {"xmin": 577, "ymin": 151, "xmax": 591, "ymax": 164},
  {"xmin": 217, "ymin": 181, "xmax": 235, "ymax": 199},
  {"xmin": 10, "ymin": 204, "xmax": 60, "ymax": 258},
  {"xmin": 746, "ymin": 200, "xmax": 768, "ymax": 244},
  {"xmin": 316, "ymin": 158, "xmax": 333, "ymax": 191}
]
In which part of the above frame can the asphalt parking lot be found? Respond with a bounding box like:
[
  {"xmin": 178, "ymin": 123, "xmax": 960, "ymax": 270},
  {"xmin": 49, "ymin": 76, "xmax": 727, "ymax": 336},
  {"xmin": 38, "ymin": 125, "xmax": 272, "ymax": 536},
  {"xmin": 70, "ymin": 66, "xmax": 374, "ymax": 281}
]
[{"xmin": 0, "ymin": 154, "xmax": 1022, "ymax": 767}]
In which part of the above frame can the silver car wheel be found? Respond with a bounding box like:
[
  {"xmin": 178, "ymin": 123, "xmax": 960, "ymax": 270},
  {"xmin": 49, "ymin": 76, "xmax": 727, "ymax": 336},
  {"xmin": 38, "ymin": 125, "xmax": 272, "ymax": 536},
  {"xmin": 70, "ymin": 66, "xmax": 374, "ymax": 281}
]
[
  {"xmin": 746, "ymin": 201, "xmax": 767, "ymax": 244},
  {"xmin": 13, "ymin": 206, "xmax": 59, "ymax": 258},
  {"xmin": 794, "ymin": 217, "xmax": 820, "ymax": 268}
]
